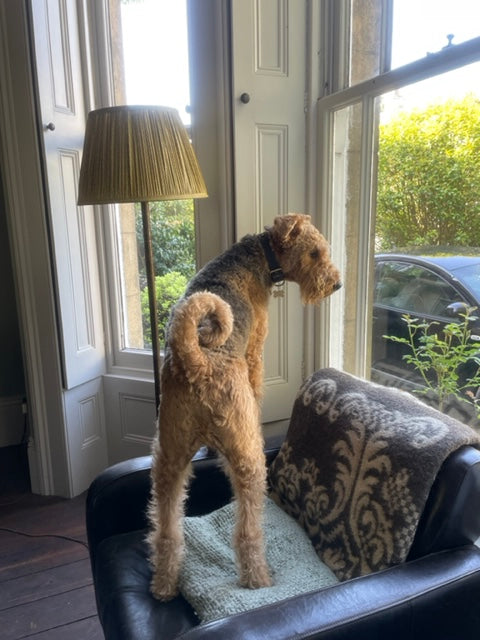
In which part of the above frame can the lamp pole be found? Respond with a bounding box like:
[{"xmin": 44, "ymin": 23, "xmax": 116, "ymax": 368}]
[{"xmin": 141, "ymin": 200, "xmax": 161, "ymax": 413}]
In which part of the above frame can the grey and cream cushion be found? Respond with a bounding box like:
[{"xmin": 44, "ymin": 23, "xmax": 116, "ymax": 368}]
[{"xmin": 268, "ymin": 368, "xmax": 480, "ymax": 581}]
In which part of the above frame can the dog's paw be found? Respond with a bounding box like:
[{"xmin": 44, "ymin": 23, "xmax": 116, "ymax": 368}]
[{"xmin": 239, "ymin": 564, "xmax": 273, "ymax": 590}]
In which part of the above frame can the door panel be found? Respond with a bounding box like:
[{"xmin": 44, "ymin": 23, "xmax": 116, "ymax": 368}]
[
  {"xmin": 231, "ymin": 0, "xmax": 307, "ymax": 423},
  {"xmin": 31, "ymin": 0, "xmax": 105, "ymax": 389},
  {"xmin": 30, "ymin": 0, "xmax": 107, "ymax": 495}
]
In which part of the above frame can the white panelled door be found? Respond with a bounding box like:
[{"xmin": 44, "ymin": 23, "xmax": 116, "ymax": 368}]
[
  {"xmin": 30, "ymin": 0, "xmax": 107, "ymax": 495},
  {"xmin": 31, "ymin": 0, "xmax": 105, "ymax": 390},
  {"xmin": 231, "ymin": 0, "xmax": 308, "ymax": 424}
]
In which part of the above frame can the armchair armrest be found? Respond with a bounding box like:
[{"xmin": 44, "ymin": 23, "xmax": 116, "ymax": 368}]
[
  {"xmin": 408, "ymin": 445, "xmax": 480, "ymax": 558},
  {"xmin": 177, "ymin": 546, "xmax": 480, "ymax": 640}
]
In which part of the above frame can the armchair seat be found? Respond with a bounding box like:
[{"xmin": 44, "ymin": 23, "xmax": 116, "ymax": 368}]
[{"xmin": 86, "ymin": 371, "xmax": 480, "ymax": 639}]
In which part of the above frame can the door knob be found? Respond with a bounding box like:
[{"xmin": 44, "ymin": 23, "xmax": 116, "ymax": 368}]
[
  {"xmin": 45, "ymin": 122, "xmax": 56, "ymax": 131},
  {"xmin": 240, "ymin": 93, "xmax": 251, "ymax": 104}
]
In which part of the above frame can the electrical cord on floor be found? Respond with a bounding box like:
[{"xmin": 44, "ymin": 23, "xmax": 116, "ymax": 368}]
[
  {"xmin": 0, "ymin": 526, "xmax": 89, "ymax": 550},
  {"xmin": 0, "ymin": 494, "xmax": 28, "ymax": 507}
]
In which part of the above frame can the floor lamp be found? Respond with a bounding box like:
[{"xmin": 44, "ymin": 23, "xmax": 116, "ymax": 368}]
[{"xmin": 77, "ymin": 106, "xmax": 207, "ymax": 413}]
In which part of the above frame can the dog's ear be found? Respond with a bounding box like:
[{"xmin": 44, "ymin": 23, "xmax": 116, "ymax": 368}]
[{"xmin": 272, "ymin": 214, "xmax": 311, "ymax": 248}]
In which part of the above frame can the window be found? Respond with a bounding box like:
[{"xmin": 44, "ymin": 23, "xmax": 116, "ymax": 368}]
[
  {"xmin": 107, "ymin": 0, "xmax": 194, "ymax": 361},
  {"xmin": 317, "ymin": 0, "xmax": 480, "ymax": 380},
  {"xmin": 92, "ymin": 0, "xmax": 229, "ymax": 377}
]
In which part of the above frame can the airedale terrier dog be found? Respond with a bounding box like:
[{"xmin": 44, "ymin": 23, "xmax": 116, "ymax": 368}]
[{"xmin": 147, "ymin": 213, "xmax": 341, "ymax": 600}]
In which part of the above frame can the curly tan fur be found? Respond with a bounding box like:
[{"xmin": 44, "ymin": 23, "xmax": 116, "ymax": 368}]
[{"xmin": 147, "ymin": 214, "xmax": 341, "ymax": 600}]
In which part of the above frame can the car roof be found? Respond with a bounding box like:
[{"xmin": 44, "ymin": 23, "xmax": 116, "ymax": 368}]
[{"xmin": 375, "ymin": 254, "xmax": 480, "ymax": 273}]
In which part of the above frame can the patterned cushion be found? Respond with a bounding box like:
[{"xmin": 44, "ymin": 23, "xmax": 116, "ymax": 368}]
[{"xmin": 268, "ymin": 368, "xmax": 480, "ymax": 581}]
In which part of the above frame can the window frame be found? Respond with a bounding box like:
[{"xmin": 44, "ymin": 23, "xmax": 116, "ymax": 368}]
[{"xmin": 316, "ymin": 19, "xmax": 480, "ymax": 377}]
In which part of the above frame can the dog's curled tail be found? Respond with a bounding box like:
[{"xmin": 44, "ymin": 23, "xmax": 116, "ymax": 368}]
[{"xmin": 168, "ymin": 291, "xmax": 234, "ymax": 383}]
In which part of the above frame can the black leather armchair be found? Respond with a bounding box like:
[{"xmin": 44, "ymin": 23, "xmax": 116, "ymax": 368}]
[{"xmin": 87, "ymin": 436, "xmax": 480, "ymax": 639}]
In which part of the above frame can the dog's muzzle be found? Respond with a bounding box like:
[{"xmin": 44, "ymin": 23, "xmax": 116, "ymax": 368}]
[{"xmin": 333, "ymin": 282, "xmax": 342, "ymax": 292}]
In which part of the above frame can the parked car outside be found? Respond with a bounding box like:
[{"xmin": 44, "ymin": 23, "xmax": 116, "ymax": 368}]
[{"xmin": 371, "ymin": 254, "xmax": 480, "ymax": 421}]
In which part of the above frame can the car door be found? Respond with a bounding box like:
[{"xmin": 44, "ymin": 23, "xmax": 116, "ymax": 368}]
[{"xmin": 371, "ymin": 259, "xmax": 475, "ymax": 385}]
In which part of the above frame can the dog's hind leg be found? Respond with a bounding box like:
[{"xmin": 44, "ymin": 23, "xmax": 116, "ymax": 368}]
[
  {"xmin": 147, "ymin": 405, "xmax": 199, "ymax": 600},
  {"xmin": 220, "ymin": 385, "xmax": 272, "ymax": 589}
]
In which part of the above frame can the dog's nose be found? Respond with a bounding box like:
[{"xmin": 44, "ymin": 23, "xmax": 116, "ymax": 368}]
[{"xmin": 333, "ymin": 282, "xmax": 342, "ymax": 292}]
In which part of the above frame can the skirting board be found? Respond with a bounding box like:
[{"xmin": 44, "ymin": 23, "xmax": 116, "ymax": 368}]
[{"xmin": 0, "ymin": 396, "xmax": 26, "ymax": 447}]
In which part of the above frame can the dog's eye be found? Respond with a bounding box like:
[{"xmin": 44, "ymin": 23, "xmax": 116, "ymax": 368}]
[{"xmin": 310, "ymin": 249, "xmax": 320, "ymax": 260}]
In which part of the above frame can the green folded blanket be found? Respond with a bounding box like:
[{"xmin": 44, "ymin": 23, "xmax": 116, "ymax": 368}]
[{"xmin": 179, "ymin": 497, "xmax": 338, "ymax": 623}]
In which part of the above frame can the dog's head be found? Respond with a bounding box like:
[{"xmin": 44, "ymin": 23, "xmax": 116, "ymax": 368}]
[{"xmin": 268, "ymin": 214, "xmax": 342, "ymax": 304}]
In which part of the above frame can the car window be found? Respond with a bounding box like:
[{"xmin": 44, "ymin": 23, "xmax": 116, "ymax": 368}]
[
  {"xmin": 452, "ymin": 263, "xmax": 480, "ymax": 301},
  {"xmin": 374, "ymin": 261, "xmax": 467, "ymax": 317}
]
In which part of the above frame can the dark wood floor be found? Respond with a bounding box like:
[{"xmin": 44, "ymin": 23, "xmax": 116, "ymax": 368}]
[{"xmin": 0, "ymin": 445, "xmax": 103, "ymax": 639}]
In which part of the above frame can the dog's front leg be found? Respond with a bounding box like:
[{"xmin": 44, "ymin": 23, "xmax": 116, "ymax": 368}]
[{"xmin": 245, "ymin": 307, "xmax": 268, "ymax": 404}]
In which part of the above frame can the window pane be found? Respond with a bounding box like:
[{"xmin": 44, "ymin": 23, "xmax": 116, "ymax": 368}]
[
  {"xmin": 110, "ymin": 0, "xmax": 194, "ymax": 352},
  {"xmin": 328, "ymin": 101, "xmax": 369, "ymax": 373},
  {"xmin": 371, "ymin": 62, "xmax": 480, "ymax": 420},
  {"xmin": 136, "ymin": 200, "xmax": 195, "ymax": 349},
  {"xmin": 376, "ymin": 64, "xmax": 480, "ymax": 252},
  {"xmin": 349, "ymin": 0, "xmax": 480, "ymax": 86},
  {"xmin": 391, "ymin": 0, "xmax": 480, "ymax": 68},
  {"xmin": 119, "ymin": 0, "xmax": 190, "ymax": 123}
]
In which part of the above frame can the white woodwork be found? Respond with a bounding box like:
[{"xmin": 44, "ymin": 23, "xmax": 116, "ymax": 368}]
[
  {"xmin": 232, "ymin": 0, "xmax": 307, "ymax": 423},
  {"xmin": 27, "ymin": 0, "xmax": 108, "ymax": 494},
  {"xmin": 31, "ymin": 0, "xmax": 105, "ymax": 390},
  {"xmin": 63, "ymin": 377, "xmax": 107, "ymax": 495},
  {"xmin": 254, "ymin": 0, "xmax": 288, "ymax": 75},
  {"xmin": 103, "ymin": 375, "xmax": 156, "ymax": 464},
  {"xmin": 0, "ymin": 0, "xmax": 71, "ymax": 495}
]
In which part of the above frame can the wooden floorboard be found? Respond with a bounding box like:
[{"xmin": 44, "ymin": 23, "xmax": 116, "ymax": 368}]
[
  {"xmin": 0, "ymin": 585, "xmax": 99, "ymax": 640},
  {"xmin": 0, "ymin": 531, "xmax": 89, "ymax": 582},
  {"xmin": 26, "ymin": 617, "xmax": 103, "ymax": 640},
  {"xmin": 1, "ymin": 558, "xmax": 93, "ymax": 611},
  {"xmin": 0, "ymin": 480, "xmax": 103, "ymax": 640}
]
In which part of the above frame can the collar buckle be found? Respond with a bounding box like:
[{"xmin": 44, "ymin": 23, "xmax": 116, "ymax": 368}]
[{"xmin": 270, "ymin": 267, "xmax": 285, "ymax": 285}]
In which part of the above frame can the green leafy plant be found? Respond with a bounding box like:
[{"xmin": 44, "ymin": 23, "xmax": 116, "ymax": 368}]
[
  {"xmin": 136, "ymin": 200, "xmax": 195, "ymax": 284},
  {"xmin": 135, "ymin": 200, "xmax": 194, "ymax": 348},
  {"xmin": 384, "ymin": 307, "xmax": 480, "ymax": 416},
  {"xmin": 141, "ymin": 271, "xmax": 188, "ymax": 348},
  {"xmin": 376, "ymin": 94, "xmax": 480, "ymax": 250}
]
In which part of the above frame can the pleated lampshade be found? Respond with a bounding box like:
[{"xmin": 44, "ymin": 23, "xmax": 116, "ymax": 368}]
[{"xmin": 77, "ymin": 105, "xmax": 207, "ymax": 205}]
